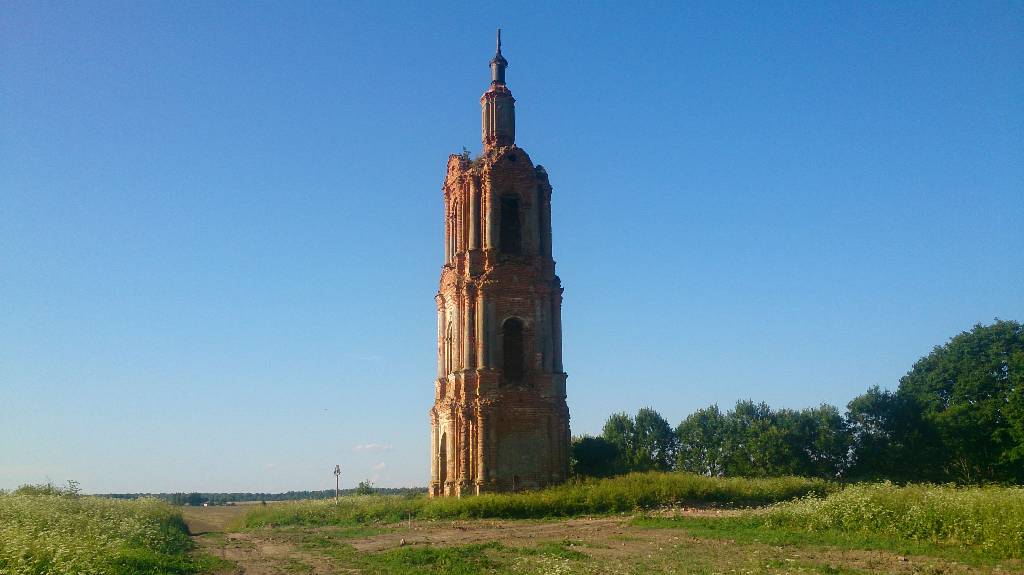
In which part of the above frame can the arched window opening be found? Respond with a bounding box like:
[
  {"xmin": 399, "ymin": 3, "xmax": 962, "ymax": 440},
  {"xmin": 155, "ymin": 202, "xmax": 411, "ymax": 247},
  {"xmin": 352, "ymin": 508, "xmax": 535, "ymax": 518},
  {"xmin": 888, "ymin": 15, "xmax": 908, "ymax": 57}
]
[
  {"xmin": 438, "ymin": 432, "xmax": 448, "ymax": 485},
  {"xmin": 445, "ymin": 322, "xmax": 453, "ymax": 374},
  {"xmin": 499, "ymin": 196, "xmax": 521, "ymax": 255},
  {"xmin": 502, "ymin": 317, "xmax": 525, "ymax": 381}
]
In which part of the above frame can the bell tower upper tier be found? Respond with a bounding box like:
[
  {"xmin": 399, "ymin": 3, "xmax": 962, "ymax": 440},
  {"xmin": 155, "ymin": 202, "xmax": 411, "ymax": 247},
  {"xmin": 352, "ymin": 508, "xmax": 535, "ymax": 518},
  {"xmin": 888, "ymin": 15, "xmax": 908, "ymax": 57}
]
[{"xmin": 482, "ymin": 29, "xmax": 515, "ymax": 150}]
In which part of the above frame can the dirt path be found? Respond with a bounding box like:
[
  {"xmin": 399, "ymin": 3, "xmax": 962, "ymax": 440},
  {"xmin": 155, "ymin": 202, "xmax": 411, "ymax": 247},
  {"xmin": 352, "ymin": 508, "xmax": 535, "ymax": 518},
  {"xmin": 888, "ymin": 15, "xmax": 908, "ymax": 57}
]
[
  {"xmin": 184, "ymin": 506, "xmax": 339, "ymax": 574},
  {"xmin": 346, "ymin": 516, "xmax": 628, "ymax": 552},
  {"xmin": 199, "ymin": 532, "xmax": 340, "ymax": 575},
  {"xmin": 343, "ymin": 516, "xmax": 999, "ymax": 574},
  {"xmin": 181, "ymin": 505, "xmax": 248, "ymax": 534},
  {"xmin": 183, "ymin": 506, "xmax": 1015, "ymax": 574}
]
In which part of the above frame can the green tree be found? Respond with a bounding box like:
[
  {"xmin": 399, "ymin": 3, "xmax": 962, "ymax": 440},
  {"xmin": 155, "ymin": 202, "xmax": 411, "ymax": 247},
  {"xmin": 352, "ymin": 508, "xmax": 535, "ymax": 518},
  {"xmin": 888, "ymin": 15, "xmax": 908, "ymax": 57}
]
[
  {"xmin": 779, "ymin": 404, "xmax": 850, "ymax": 478},
  {"xmin": 896, "ymin": 319, "xmax": 1024, "ymax": 483},
  {"xmin": 676, "ymin": 404, "xmax": 727, "ymax": 476},
  {"xmin": 601, "ymin": 412, "xmax": 636, "ymax": 474},
  {"xmin": 633, "ymin": 408, "xmax": 679, "ymax": 471},
  {"xmin": 721, "ymin": 400, "xmax": 789, "ymax": 476},
  {"xmin": 845, "ymin": 385, "xmax": 936, "ymax": 481},
  {"xmin": 570, "ymin": 435, "xmax": 619, "ymax": 477}
]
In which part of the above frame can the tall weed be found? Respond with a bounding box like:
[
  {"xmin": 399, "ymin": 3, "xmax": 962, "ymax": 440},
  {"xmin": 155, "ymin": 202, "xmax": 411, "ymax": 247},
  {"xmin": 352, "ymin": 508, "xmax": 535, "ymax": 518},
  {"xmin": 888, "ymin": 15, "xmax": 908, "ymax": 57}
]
[
  {"xmin": 239, "ymin": 472, "xmax": 830, "ymax": 528},
  {"xmin": 0, "ymin": 491, "xmax": 195, "ymax": 575},
  {"xmin": 763, "ymin": 482, "xmax": 1024, "ymax": 559}
]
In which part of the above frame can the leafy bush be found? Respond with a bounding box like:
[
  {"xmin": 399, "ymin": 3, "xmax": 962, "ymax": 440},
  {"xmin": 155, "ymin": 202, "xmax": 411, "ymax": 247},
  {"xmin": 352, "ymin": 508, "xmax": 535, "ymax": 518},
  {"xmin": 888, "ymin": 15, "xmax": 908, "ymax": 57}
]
[
  {"xmin": 238, "ymin": 471, "xmax": 831, "ymax": 528},
  {"xmin": 11, "ymin": 480, "xmax": 79, "ymax": 497},
  {"xmin": 0, "ymin": 490, "xmax": 198, "ymax": 574},
  {"xmin": 763, "ymin": 482, "xmax": 1024, "ymax": 559},
  {"xmin": 570, "ymin": 436, "xmax": 619, "ymax": 477},
  {"xmin": 356, "ymin": 480, "xmax": 375, "ymax": 495}
]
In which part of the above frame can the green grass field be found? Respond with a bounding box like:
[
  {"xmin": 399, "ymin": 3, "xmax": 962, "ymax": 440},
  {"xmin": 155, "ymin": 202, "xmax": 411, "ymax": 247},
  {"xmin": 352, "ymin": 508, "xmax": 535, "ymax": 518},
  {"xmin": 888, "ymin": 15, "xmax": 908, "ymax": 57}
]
[
  {"xmin": 628, "ymin": 481, "xmax": 1024, "ymax": 568},
  {"xmin": 0, "ymin": 488, "xmax": 223, "ymax": 575},
  {"xmin": 207, "ymin": 474, "xmax": 1024, "ymax": 573},
  {"xmin": 6, "ymin": 475, "xmax": 1022, "ymax": 574},
  {"xmin": 214, "ymin": 474, "xmax": 1024, "ymax": 573},
  {"xmin": 236, "ymin": 472, "xmax": 832, "ymax": 528}
]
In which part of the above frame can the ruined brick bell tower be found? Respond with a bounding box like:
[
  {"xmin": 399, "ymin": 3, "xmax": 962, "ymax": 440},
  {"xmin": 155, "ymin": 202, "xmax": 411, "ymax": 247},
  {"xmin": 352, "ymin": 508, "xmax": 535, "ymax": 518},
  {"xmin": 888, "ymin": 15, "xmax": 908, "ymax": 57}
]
[{"xmin": 429, "ymin": 31, "xmax": 570, "ymax": 497}]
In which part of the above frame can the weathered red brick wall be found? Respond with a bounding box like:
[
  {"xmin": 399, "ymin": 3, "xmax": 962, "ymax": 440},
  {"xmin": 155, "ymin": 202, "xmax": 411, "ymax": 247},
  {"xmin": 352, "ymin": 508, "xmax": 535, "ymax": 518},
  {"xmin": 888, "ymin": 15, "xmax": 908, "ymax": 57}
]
[{"xmin": 430, "ymin": 145, "xmax": 569, "ymax": 497}]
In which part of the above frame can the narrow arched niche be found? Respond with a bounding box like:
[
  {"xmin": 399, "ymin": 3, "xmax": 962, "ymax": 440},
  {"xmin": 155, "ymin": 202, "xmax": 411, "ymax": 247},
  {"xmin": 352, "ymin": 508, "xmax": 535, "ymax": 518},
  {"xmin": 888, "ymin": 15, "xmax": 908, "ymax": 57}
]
[{"xmin": 502, "ymin": 317, "xmax": 525, "ymax": 381}]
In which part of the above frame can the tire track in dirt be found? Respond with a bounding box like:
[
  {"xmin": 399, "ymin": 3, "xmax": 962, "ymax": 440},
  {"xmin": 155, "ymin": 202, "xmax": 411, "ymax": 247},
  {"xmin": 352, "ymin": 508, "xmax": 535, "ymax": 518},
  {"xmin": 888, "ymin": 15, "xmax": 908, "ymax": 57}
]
[{"xmin": 183, "ymin": 505, "xmax": 350, "ymax": 574}]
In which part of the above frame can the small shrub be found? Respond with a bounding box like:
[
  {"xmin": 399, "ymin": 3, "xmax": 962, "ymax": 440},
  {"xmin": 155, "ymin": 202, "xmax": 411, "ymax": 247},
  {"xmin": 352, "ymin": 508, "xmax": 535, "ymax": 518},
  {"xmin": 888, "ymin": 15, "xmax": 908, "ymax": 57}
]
[
  {"xmin": 11, "ymin": 481, "xmax": 78, "ymax": 497},
  {"xmin": 356, "ymin": 480, "xmax": 375, "ymax": 496}
]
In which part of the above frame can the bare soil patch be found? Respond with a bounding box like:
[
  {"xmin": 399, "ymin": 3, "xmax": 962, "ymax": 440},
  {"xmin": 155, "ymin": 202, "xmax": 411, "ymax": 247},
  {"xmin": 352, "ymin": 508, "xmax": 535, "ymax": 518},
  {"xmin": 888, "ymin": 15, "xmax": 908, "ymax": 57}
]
[
  {"xmin": 342, "ymin": 511, "xmax": 1012, "ymax": 574},
  {"xmin": 194, "ymin": 530, "xmax": 351, "ymax": 575},
  {"xmin": 188, "ymin": 505, "xmax": 1018, "ymax": 574},
  {"xmin": 181, "ymin": 505, "xmax": 248, "ymax": 534},
  {"xmin": 347, "ymin": 516, "xmax": 626, "ymax": 552}
]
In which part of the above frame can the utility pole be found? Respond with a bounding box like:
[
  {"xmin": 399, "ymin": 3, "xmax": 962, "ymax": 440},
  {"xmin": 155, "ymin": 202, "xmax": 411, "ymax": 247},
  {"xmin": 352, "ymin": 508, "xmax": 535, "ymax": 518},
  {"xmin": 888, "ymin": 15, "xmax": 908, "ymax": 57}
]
[{"xmin": 333, "ymin": 465, "xmax": 341, "ymax": 500}]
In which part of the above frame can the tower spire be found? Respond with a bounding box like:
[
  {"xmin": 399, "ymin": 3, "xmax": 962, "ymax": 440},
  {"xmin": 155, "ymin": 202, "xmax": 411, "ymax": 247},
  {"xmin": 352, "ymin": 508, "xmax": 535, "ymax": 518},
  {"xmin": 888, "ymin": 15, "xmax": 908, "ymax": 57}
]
[
  {"xmin": 490, "ymin": 28, "xmax": 508, "ymax": 85},
  {"xmin": 482, "ymin": 29, "xmax": 515, "ymax": 148}
]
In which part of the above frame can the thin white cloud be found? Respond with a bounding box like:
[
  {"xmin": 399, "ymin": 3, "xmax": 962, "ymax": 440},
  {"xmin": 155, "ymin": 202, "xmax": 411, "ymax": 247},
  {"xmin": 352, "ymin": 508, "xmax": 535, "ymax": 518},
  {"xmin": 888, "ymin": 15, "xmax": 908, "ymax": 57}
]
[
  {"xmin": 352, "ymin": 443, "xmax": 393, "ymax": 453},
  {"xmin": 372, "ymin": 462, "xmax": 387, "ymax": 471}
]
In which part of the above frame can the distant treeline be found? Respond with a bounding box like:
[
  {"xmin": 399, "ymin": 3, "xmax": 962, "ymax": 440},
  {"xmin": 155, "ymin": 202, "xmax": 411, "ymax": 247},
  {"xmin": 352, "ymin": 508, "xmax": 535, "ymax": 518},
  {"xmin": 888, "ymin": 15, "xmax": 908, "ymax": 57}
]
[
  {"xmin": 574, "ymin": 319, "xmax": 1024, "ymax": 485},
  {"xmin": 106, "ymin": 487, "xmax": 426, "ymax": 506}
]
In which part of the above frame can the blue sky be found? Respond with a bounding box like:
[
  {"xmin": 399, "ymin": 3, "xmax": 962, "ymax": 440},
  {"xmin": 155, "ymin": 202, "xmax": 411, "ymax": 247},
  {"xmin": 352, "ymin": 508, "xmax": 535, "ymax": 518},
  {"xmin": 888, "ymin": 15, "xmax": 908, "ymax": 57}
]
[{"xmin": 2, "ymin": 2, "xmax": 1021, "ymax": 493}]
